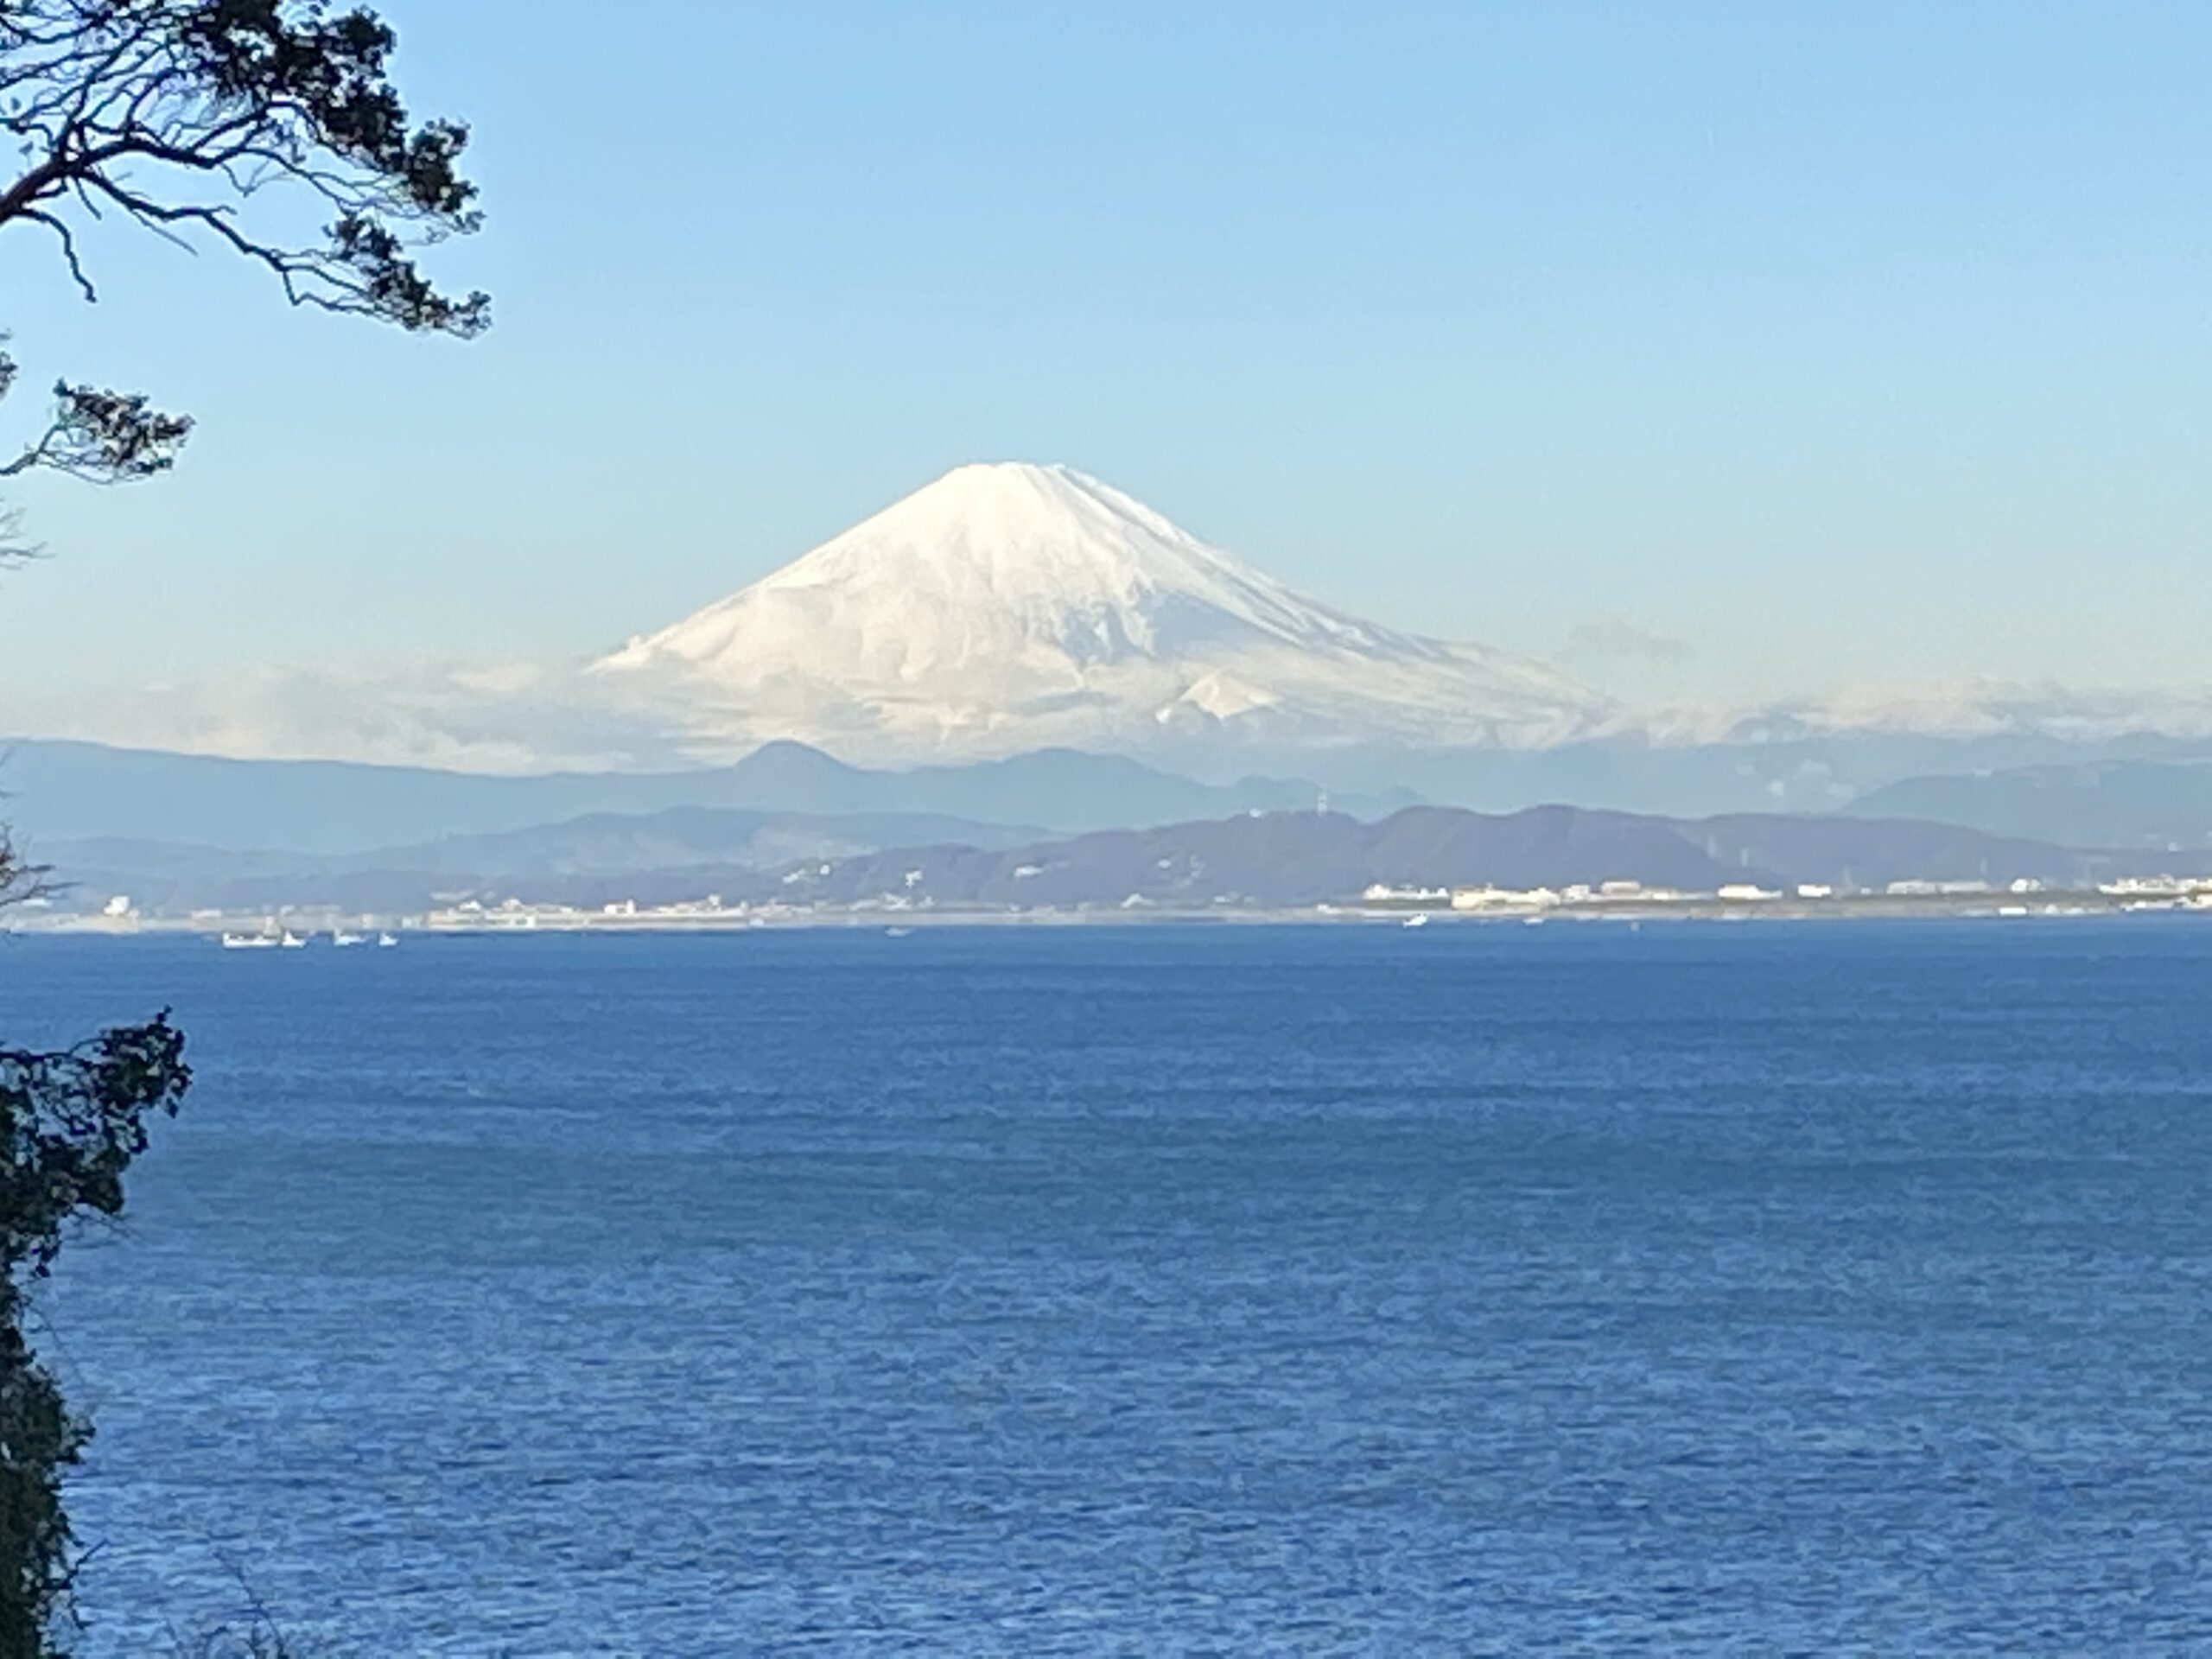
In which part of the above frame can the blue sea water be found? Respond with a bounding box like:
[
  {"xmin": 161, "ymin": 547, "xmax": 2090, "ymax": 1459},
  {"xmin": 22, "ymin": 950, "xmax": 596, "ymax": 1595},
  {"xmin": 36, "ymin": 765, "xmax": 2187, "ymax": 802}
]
[{"xmin": 9, "ymin": 919, "xmax": 2212, "ymax": 1654}]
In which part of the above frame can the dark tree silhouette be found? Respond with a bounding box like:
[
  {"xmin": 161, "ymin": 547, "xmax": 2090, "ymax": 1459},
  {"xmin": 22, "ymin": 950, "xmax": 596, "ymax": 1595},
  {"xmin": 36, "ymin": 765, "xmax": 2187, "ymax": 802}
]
[
  {"xmin": 0, "ymin": 0, "xmax": 487, "ymax": 554},
  {"xmin": 0, "ymin": 841, "xmax": 190, "ymax": 1654},
  {"xmin": 0, "ymin": 6, "xmax": 486, "ymax": 1649}
]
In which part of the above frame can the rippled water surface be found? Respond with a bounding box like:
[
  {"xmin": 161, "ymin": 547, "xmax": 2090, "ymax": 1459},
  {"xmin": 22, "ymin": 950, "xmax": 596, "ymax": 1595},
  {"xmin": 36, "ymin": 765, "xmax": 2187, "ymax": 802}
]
[{"xmin": 12, "ymin": 920, "xmax": 2212, "ymax": 1653}]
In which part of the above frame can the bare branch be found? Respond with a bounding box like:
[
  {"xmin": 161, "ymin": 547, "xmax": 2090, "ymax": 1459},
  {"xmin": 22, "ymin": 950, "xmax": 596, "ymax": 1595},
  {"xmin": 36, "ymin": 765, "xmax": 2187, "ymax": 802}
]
[
  {"xmin": 20, "ymin": 206, "xmax": 98, "ymax": 299},
  {"xmin": 0, "ymin": 824, "xmax": 57, "ymax": 909},
  {"xmin": 0, "ymin": 1, "xmax": 489, "ymax": 491},
  {"xmin": 0, "ymin": 1, "xmax": 486, "ymax": 332}
]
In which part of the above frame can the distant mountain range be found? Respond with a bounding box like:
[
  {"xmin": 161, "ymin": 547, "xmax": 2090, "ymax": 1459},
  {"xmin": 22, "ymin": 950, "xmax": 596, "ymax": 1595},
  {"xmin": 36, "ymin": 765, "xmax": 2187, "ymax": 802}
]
[
  {"xmin": 1280, "ymin": 729, "xmax": 2212, "ymax": 819},
  {"xmin": 1845, "ymin": 760, "xmax": 2212, "ymax": 854},
  {"xmin": 1, "ymin": 737, "xmax": 1412, "ymax": 856},
  {"xmin": 37, "ymin": 806, "xmax": 1044, "ymax": 915},
  {"xmin": 20, "ymin": 730, "xmax": 2212, "ymax": 874},
  {"xmin": 753, "ymin": 805, "xmax": 2150, "ymax": 913},
  {"xmin": 31, "ymin": 798, "xmax": 2181, "ymax": 918}
]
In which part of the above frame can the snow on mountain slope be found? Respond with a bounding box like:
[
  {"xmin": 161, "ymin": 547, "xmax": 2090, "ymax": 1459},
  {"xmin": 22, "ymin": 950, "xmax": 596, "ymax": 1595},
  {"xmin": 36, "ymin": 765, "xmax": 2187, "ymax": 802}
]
[
  {"xmin": 592, "ymin": 461, "xmax": 1611, "ymax": 761},
  {"xmin": 28, "ymin": 461, "xmax": 2212, "ymax": 777}
]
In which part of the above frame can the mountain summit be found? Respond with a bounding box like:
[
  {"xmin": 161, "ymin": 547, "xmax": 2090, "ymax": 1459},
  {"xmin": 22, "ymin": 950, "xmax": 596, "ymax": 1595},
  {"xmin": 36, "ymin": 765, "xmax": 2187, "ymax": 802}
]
[
  {"xmin": 594, "ymin": 461, "xmax": 1608, "ymax": 762},
  {"xmin": 22, "ymin": 459, "xmax": 2209, "ymax": 777}
]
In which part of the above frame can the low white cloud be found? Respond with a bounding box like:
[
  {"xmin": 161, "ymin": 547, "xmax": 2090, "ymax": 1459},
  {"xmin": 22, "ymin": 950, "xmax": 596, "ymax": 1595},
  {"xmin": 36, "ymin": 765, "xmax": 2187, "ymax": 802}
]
[{"xmin": 8, "ymin": 656, "xmax": 700, "ymax": 774}]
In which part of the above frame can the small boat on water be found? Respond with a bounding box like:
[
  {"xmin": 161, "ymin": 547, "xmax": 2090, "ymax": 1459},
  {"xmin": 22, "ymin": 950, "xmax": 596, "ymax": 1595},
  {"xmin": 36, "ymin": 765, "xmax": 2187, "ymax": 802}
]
[
  {"xmin": 331, "ymin": 930, "xmax": 367, "ymax": 948},
  {"xmin": 884, "ymin": 926, "xmax": 913, "ymax": 938},
  {"xmin": 377, "ymin": 931, "xmax": 399, "ymax": 948},
  {"xmin": 1402, "ymin": 912, "xmax": 1430, "ymax": 928},
  {"xmin": 220, "ymin": 931, "xmax": 278, "ymax": 950},
  {"xmin": 279, "ymin": 931, "xmax": 308, "ymax": 949}
]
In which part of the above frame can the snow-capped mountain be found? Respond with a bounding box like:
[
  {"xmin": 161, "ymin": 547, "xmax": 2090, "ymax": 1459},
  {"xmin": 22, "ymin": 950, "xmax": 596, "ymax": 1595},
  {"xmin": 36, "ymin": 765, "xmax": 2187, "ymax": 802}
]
[
  {"xmin": 23, "ymin": 460, "xmax": 2212, "ymax": 785},
  {"xmin": 590, "ymin": 461, "xmax": 1610, "ymax": 761}
]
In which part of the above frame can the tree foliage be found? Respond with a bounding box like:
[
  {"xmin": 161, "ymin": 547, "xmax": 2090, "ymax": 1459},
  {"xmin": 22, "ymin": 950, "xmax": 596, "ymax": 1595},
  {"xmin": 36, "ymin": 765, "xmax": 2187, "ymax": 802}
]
[
  {"xmin": 0, "ymin": 1022, "xmax": 189, "ymax": 1657},
  {"xmin": 0, "ymin": 0, "xmax": 487, "ymax": 551},
  {"xmin": 0, "ymin": 834, "xmax": 193, "ymax": 1656},
  {"xmin": 0, "ymin": 6, "xmax": 484, "ymax": 1647}
]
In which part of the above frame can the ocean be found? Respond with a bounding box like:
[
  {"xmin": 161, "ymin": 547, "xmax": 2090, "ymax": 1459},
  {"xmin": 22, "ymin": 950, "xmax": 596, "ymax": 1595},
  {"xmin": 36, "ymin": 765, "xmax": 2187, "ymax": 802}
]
[{"xmin": 10, "ymin": 920, "xmax": 2212, "ymax": 1653}]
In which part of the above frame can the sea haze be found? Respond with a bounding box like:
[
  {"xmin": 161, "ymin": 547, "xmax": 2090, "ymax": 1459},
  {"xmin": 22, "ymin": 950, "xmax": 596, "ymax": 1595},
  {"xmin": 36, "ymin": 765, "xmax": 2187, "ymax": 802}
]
[{"xmin": 22, "ymin": 924, "xmax": 2212, "ymax": 1652}]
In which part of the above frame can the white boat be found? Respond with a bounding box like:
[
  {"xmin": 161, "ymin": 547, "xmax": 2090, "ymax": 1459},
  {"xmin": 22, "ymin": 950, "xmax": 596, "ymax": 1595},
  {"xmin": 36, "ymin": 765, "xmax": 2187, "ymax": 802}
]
[
  {"xmin": 220, "ymin": 931, "xmax": 278, "ymax": 950},
  {"xmin": 1402, "ymin": 912, "xmax": 1430, "ymax": 928},
  {"xmin": 331, "ymin": 930, "xmax": 367, "ymax": 947},
  {"xmin": 884, "ymin": 926, "xmax": 912, "ymax": 938},
  {"xmin": 279, "ymin": 931, "xmax": 308, "ymax": 949},
  {"xmin": 377, "ymin": 931, "xmax": 399, "ymax": 948}
]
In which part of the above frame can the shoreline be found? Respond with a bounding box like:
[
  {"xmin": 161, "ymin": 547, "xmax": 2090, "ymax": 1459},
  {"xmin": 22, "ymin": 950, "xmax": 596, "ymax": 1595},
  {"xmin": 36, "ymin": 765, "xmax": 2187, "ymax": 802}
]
[{"xmin": 13, "ymin": 889, "xmax": 2211, "ymax": 938}]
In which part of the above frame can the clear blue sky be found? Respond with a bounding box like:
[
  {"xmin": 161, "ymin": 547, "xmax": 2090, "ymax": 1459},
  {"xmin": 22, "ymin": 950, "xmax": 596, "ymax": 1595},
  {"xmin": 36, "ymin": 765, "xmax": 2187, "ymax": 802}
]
[{"xmin": 1, "ymin": 0, "xmax": 2207, "ymax": 708}]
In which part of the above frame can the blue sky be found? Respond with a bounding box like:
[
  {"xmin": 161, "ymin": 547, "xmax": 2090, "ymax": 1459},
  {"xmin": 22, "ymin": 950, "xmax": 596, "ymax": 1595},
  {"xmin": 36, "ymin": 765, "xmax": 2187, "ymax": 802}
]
[{"xmin": 1, "ymin": 0, "xmax": 2206, "ymax": 708}]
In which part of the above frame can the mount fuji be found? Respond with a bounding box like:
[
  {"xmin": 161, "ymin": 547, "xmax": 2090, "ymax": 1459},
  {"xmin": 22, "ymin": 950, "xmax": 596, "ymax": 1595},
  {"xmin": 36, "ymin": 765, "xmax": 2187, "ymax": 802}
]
[
  {"xmin": 27, "ymin": 461, "xmax": 2209, "ymax": 792},
  {"xmin": 588, "ymin": 461, "xmax": 1611, "ymax": 764}
]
